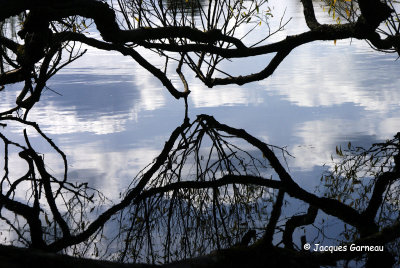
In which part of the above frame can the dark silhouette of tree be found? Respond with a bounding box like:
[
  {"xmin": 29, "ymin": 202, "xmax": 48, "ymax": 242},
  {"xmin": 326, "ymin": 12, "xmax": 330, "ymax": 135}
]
[{"xmin": 0, "ymin": 0, "xmax": 399, "ymax": 267}]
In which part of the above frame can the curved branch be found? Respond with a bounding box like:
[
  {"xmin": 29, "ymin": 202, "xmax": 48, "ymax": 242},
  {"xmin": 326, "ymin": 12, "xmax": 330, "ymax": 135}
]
[
  {"xmin": 135, "ymin": 174, "xmax": 282, "ymax": 202},
  {"xmin": 362, "ymin": 170, "xmax": 400, "ymax": 223},
  {"xmin": 300, "ymin": 0, "xmax": 320, "ymax": 30},
  {"xmin": 205, "ymin": 48, "xmax": 291, "ymax": 87},
  {"xmin": 55, "ymin": 32, "xmax": 188, "ymax": 99},
  {"xmin": 283, "ymin": 206, "xmax": 318, "ymax": 250},
  {"xmin": 0, "ymin": 133, "xmax": 45, "ymax": 248},
  {"xmin": 263, "ymin": 189, "xmax": 285, "ymax": 244},
  {"xmin": 24, "ymin": 148, "xmax": 71, "ymax": 239},
  {"xmin": 0, "ymin": 36, "xmax": 20, "ymax": 53},
  {"xmin": 119, "ymin": 27, "xmax": 246, "ymax": 49},
  {"xmin": 0, "ymin": 0, "xmax": 246, "ymax": 48}
]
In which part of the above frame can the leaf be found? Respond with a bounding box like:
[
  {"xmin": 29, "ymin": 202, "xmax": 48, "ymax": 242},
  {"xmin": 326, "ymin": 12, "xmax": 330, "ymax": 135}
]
[
  {"xmin": 334, "ymin": 39, "xmax": 337, "ymax": 46},
  {"xmin": 335, "ymin": 145, "xmax": 342, "ymax": 156},
  {"xmin": 72, "ymin": 24, "xmax": 76, "ymax": 33}
]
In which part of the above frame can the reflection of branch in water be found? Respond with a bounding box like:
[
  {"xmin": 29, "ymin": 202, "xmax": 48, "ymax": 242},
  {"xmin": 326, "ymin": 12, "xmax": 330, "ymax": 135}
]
[
  {"xmin": 115, "ymin": 114, "xmax": 291, "ymax": 262},
  {"xmin": 0, "ymin": 113, "xmax": 399, "ymax": 267},
  {"xmin": 0, "ymin": 119, "xmax": 107, "ymax": 250}
]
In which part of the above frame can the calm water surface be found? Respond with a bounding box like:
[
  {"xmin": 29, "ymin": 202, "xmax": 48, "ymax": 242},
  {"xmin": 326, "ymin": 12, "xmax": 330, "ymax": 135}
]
[{"xmin": 3, "ymin": 0, "xmax": 400, "ymax": 200}]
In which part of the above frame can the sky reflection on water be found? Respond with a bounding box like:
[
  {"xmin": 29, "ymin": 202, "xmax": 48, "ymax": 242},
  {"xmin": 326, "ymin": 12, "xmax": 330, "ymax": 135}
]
[{"xmin": 2, "ymin": 0, "xmax": 400, "ymax": 200}]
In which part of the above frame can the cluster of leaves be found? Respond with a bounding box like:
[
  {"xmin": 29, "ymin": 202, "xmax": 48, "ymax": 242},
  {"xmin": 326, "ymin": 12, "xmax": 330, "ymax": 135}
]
[
  {"xmin": 318, "ymin": 134, "xmax": 400, "ymax": 260},
  {"xmin": 323, "ymin": 135, "xmax": 399, "ymax": 213},
  {"xmin": 322, "ymin": 0, "xmax": 358, "ymax": 24},
  {"xmin": 322, "ymin": 0, "xmax": 400, "ymax": 52}
]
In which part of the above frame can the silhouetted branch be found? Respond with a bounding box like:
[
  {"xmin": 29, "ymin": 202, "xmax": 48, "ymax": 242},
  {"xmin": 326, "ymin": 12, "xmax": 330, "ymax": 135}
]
[
  {"xmin": 283, "ymin": 206, "xmax": 318, "ymax": 250},
  {"xmin": 263, "ymin": 189, "xmax": 285, "ymax": 244},
  {"xmin": 136, "ymin": 175, "xmax": 282, "ymax": 202},
  {"xmin": 362, "ymin": 169, "xmax": 399, "ymax": 223}
]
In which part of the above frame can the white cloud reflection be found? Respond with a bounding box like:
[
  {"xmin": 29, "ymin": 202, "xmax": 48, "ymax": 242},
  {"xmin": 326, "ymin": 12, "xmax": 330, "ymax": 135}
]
[
  {"xmin": 260, "ymin": 40, "xmax": 400, "ymax": 112},
  {"xmin": 63, "ymin": 144, "xmax": 161, "ymax": 199},
  {"xmin": 289, "ymin": 116, "xmax": 400, "ymax": 171},
  {"xmin": 29, "ymin": 104, "xmax": 130, "ymax": 135},
  {"xmin": 189, "ymin": 83, "xmax": 264, "ymax": 107},
  {"xmin": 1, "ymin": 144, "xmax": 160, "ymax": 204}
]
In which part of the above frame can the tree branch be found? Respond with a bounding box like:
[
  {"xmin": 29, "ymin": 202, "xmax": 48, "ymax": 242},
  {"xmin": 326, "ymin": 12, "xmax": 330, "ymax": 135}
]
[
  {"xmin": 135, "ymin": 174, "xmax": 282, "ymax": 202},
  {"xmin": 282, "ymin": 206, "xmax": 318, "ymax": 250},
  {"xmin": 55, "ymin": 32, "xmax": 189, "ymax": 99},
  {"xmin": 263, "ymin": 189, "xmax": 285, "ymax": 244}
]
